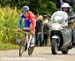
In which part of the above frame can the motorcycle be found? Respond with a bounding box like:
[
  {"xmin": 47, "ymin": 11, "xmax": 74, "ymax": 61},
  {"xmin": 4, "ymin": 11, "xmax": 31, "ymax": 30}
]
[{"xmin": 49, "ymin": 11, "xmax": 73, "ymax": 54}]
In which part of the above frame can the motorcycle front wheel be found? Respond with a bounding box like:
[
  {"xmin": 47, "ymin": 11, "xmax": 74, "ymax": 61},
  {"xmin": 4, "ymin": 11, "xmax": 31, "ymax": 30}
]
[{"xmin": 51, "ymin": 38, "xmax": 59, "ymax": 55}]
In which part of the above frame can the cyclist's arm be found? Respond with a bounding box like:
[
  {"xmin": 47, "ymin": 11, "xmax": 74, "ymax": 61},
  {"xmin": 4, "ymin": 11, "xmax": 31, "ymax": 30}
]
[
  {"xmin": 18, "ymin": 14, "xmax": 25, "ymax": 28},
  {"xmin": 27, "ymin": 11, "xmax": 36, "ymax": 34},
  {"xmin": 18, "ymin": 18, "xmax": 22, "ymax": 28},
  {"xmin": 31, "ymin": 18, "xmax": 36, "ymax": 33}
]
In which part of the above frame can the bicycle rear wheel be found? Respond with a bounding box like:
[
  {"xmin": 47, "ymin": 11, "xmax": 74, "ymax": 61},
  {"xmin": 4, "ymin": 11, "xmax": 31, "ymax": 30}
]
[
  {"xmin": 28, "ymin": 46, "xmax": 34, "ymax": 56},
  {"xmin": 28, "ymin": 36, "xmax": 35, "ymax": 56}
]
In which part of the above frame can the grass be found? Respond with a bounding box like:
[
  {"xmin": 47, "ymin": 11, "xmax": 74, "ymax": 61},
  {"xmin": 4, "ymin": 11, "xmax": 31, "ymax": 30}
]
[{"xmin": 0, "ymin": 42, "xmax": 19, "ymax": 50}]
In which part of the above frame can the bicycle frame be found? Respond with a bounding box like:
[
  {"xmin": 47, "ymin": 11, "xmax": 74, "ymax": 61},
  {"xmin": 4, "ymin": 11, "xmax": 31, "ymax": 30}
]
[
  {"xmin": 23, "ymin": 31, "xmax": 32, "ymax": 48},
  {"xmin": 18, "ymin": 29, "xmax": 35, "ymax": 56}
]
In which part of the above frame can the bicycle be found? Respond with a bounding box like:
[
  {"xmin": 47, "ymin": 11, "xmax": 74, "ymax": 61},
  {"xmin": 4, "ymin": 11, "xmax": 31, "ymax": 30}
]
[{"xmin": 16, "ymin": 29, "xmax": 35, "ymax": 56}]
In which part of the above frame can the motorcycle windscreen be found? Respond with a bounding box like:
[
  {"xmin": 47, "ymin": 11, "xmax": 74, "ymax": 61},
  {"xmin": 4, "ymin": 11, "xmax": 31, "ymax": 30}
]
[{"xmin": 51, "ymin": 11, "xmax": 68, "ymax": 24}]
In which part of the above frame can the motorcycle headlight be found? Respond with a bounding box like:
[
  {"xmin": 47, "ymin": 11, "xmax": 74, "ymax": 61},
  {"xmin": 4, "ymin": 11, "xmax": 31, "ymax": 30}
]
[{"xmin": 51, "ymin": 23, "xmax": 63, "ymax": 30}]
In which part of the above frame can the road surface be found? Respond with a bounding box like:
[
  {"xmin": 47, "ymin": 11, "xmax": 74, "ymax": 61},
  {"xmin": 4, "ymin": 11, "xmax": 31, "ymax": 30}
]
[{"xmin": 0, "ymin": 47, "xmax": 75, "ymax": 61}]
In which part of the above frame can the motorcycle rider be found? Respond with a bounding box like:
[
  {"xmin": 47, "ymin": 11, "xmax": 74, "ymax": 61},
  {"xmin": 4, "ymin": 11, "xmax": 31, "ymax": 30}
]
[
  {"xmin": 61, "ymin": 2, "xmax": 75, "ymax": 46},
  {"xmin": 61, "ymin": 3, "xmax": 75, "ymax": 19}
]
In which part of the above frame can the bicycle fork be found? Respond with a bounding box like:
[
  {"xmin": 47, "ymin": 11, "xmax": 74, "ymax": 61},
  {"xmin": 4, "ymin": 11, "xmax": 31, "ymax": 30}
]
[{"xmin": 27, "ymin": 35, "xmax": 32, "ymax": 48}]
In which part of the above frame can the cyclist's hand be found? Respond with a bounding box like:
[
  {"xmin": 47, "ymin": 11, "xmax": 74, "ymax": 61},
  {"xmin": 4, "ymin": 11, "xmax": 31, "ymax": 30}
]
[{"xmin": 18, "ymin": 28, "xmax": 21, "ymax": 32}]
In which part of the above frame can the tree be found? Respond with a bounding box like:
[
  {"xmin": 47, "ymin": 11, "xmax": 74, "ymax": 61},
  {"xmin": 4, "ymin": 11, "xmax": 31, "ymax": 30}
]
[{"xmin": 0, "ymin": 0, "xmax": 57, "ymax": 15}]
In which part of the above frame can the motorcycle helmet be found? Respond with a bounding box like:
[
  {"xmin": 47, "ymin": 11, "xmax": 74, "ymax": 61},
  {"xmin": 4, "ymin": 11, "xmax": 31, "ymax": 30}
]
[{"xmin": 61, "ymin": 3, "xmax": 71, "ymax": 13}]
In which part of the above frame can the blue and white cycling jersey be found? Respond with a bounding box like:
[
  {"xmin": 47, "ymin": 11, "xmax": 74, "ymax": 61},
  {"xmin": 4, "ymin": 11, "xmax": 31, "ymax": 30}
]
[{"xmin": 18, "ymin": 13, "xmax": 31, "ymax": 29}]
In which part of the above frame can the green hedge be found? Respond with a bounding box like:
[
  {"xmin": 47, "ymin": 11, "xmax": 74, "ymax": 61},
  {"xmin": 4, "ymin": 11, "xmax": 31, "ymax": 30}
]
[{"xmin": 0, "ymin": 7, "xmax": 20, "ymax": 44}]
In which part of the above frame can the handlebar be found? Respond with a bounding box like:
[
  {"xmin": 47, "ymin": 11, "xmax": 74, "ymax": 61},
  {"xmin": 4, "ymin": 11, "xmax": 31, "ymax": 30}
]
[
  {"xmin": 17, "ymin": 29, "xmax": 34, "ymax": 35},
  {"xmin": 23, "ymin": 29, "xmax": 30, "ymax": 32}
]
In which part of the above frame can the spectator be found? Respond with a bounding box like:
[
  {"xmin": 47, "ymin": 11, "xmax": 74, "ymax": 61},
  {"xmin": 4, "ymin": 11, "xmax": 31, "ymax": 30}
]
[
  {"xmin": 35, "ymin": 15, "xmax": 43, "ymax": 46},
  {"xmin": 43, "ymin": 20, "xmax": 49, "ymax": 46}
]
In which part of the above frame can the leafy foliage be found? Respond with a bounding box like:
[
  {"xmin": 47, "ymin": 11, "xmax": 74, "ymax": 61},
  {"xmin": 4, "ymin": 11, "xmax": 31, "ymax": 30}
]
[
  {"xmin": 0, "ymin": 7, "xmax": 20, "ymax": 44},
  {"xmin": 0, "ymin": 0, "xmax": 75, "ymax": 45},
  {"xmin": 0, "ymin": 0, "xmax": 57, "ymax": 15}
]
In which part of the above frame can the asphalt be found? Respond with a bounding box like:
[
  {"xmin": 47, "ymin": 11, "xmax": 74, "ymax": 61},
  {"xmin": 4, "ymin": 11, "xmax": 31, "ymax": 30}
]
[{"xmin": 0, "ymin": 47, "xmax": 75, "ymax": 61}]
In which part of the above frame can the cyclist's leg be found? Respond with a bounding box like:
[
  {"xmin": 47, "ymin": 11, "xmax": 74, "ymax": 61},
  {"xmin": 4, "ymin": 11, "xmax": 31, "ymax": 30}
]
[
  {"xmin": 25, "ymin": 32, "xmax": 28, "ymax": 50},
  {"xmin": 31, "ymin": 34, "xmax": 35, "ymax": 46},
  {"xmin": 23, "ymin": 19, "xmax": 31, "ymax": 43},
  {"xmin": 22, "ymin": 32, "xmax": 27, "ymax": 45},
  {"xmin": 23, "ymin": 32, "xmax": 28, "ymax": 51}
]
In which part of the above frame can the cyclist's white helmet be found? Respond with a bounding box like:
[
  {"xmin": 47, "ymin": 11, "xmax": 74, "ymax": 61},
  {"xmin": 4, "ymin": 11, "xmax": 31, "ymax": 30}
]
[
  {"xmin": 22, "ymin": 6, "xmax": 29, "ymax": 12},
  {"xmin": 61, "ymin": 3, "xmax": 70, "ymax": 8}
]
